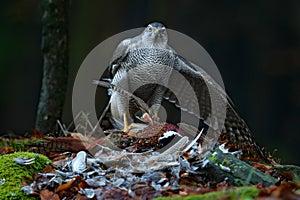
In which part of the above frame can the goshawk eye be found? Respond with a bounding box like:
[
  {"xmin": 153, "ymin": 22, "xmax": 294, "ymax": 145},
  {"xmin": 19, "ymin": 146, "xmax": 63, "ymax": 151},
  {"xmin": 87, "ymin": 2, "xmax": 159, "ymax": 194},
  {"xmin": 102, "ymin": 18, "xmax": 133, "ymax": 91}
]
[{"xmin": 148, "ymin": 27, "xmax": 152, "ymax": 32}]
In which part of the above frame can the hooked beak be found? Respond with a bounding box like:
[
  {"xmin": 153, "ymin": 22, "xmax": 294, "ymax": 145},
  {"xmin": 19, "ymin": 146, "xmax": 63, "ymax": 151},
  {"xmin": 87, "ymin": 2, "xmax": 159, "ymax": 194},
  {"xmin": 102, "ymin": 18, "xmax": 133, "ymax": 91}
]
[{"xmin": 155, "ymin": 27, "xmax": 165, "ymax": 35}]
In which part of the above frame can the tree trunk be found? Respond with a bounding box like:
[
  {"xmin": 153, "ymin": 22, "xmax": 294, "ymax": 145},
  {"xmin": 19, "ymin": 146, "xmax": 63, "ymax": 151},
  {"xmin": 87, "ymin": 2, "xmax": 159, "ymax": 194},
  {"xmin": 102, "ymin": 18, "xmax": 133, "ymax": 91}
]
[{"xmin": 35, "ymin": 0, "xmax": 69, "ymax": 133}]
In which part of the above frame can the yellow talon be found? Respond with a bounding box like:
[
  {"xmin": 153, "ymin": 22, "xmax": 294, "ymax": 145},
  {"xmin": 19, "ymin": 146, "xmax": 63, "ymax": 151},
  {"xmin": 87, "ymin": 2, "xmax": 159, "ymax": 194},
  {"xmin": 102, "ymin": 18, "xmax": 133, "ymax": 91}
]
[
  {"xmin": 122, "ymin": 112, "xmax": 129, "ymax": 132},
  {"xmin": 122, "ymin": 112, "xmax": 134, "ymax": 132},
  {"xmin": 154, "ymin": 111, "xmax": 160, "ymax": 121}
]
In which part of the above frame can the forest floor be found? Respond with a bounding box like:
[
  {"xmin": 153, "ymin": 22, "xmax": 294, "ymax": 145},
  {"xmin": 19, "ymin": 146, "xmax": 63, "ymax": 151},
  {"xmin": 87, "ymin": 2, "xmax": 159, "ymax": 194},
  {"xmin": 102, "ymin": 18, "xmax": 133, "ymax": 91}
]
[{"xmin": 0, "ymin": 124, "xmax": 300, "ymax": 200}]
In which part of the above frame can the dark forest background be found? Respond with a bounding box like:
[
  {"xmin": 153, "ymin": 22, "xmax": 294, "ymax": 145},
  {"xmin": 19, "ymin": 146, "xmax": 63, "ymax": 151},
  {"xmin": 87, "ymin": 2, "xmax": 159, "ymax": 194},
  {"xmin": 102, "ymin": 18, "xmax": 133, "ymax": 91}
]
[{"xmin": 0, "ymin": 0, "xmax": 299, "ymax": 164}]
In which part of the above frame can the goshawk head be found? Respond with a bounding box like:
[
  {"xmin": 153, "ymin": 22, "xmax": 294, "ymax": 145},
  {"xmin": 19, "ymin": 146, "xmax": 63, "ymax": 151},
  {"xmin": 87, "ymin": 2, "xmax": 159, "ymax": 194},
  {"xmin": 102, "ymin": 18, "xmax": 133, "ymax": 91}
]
[{"xmin": 141, "ymin": 22, "xmax": 168, "ymax": 48}]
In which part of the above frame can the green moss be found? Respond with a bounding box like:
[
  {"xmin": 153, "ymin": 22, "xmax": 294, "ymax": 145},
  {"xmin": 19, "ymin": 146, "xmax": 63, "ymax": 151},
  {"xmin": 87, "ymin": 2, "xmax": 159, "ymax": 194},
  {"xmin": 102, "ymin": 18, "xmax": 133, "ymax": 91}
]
[
  {"xmin": 0, "ymin": 152, "xmax": 51, "ymax": 200},
  {"xmin": 154, "ymin": 186, "xmax": 259, "ymax": 200},
  {"xmin": 208, "ymin": 155, "xmax": 218, "ymax": 163},
  {"xmin": 0, "ymin": 138, "xmax": 47, "ymax": 152},
  {"xmin": 7, "ymin": 139, "xmax": 46, "ymax": 151}
]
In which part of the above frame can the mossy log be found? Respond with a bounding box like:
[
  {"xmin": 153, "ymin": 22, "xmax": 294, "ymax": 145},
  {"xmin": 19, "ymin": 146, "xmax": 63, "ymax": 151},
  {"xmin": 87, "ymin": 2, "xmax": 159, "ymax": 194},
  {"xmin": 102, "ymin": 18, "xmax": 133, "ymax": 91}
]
[{"xmin": 196, "ymin": 147, "xmax": 278, "ymax": 187}]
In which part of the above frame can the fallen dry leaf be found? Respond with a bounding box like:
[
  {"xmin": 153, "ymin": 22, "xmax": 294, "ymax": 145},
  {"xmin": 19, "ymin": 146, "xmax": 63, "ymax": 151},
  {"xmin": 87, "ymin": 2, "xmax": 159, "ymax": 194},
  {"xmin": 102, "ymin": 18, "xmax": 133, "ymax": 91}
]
[{"xmin": 40, "ymin": 189, "xmax": 60, "ymax": 200}]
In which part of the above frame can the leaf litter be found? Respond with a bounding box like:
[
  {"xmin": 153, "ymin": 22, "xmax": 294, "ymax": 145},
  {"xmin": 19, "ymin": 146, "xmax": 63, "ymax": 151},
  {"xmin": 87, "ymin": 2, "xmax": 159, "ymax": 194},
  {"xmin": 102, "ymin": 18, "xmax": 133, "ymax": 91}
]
[{"xmin": 1, "ymin": 113, "xmax": 300, "ymax": 199}]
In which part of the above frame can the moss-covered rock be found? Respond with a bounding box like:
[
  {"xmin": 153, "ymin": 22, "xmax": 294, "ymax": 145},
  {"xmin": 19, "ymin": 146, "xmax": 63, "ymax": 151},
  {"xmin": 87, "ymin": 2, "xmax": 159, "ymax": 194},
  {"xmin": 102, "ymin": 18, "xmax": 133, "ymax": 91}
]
[{"xmin": 0, "ymin": 152, "xmax": 50, "ymax": 200}]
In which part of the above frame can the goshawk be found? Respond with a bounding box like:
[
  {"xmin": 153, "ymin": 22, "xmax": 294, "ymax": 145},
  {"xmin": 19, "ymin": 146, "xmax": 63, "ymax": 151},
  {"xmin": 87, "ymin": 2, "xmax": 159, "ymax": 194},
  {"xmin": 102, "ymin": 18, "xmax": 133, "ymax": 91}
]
[{"xmin": 105, "ymin": 22, "xmax": 266, "ymax": 160}]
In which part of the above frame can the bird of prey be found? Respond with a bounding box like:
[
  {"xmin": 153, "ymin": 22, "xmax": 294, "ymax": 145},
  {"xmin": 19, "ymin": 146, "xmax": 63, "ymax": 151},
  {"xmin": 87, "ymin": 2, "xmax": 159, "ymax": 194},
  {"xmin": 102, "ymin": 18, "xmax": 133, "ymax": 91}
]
[{"xmin": 105, "ymin": 22, "xmax": 266, "ymax": 160}]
